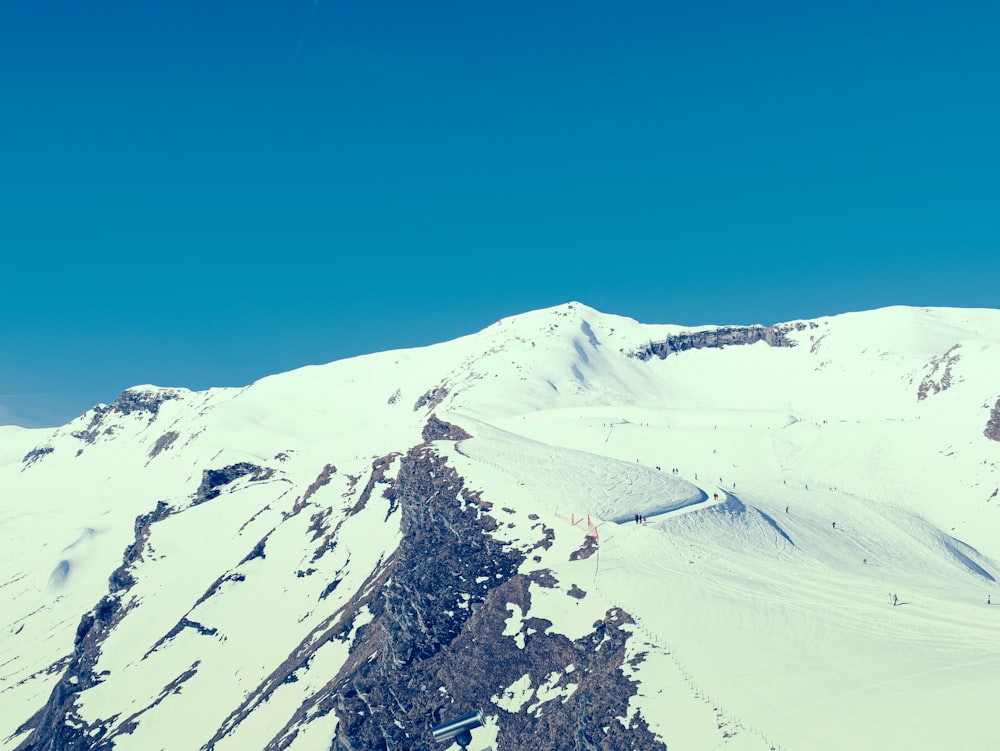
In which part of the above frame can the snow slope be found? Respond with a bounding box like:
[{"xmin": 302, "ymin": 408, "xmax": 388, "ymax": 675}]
[{"xmin": 2, "ymin": 302, "xmax": 999, "ymax": 751}]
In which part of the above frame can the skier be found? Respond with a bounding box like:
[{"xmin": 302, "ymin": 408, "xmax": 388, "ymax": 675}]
[
  {"xmin": 832, "ymin": 521, "xmax": 836, "ymax": 529},
  {"xmin": 892, "ymin": 594, "xmax": 898, "ymax": 607}
]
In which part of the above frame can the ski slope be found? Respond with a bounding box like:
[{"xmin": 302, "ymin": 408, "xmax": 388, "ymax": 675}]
[{"xmin": 446, "ymin": 409, "xmax": 1000, "ymax": 751}]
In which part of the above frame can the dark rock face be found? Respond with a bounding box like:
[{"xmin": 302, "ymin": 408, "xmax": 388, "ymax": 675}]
[
  {"xmin": 192, "ymin": 463, "xmax": 274, "ymax": 505},
  {"xmin": 985, "ymin": 398, "xmax": 1000, "ymax": 441},
  {"xmin": 422, "ymin": 415, "xmax": 473, "ymax": 442},
  {"xmin": 631, "ymin": 323, "xmax": 807, "ymax": 361},
  {"xmin": 378, "ymin": 445, "xmax": 517, "ymax": 667}
]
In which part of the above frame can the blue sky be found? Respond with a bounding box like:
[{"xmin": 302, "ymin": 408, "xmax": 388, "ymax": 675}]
[{"xmin": 2, "ymin": 0, "xmax": 998, "ymax": 427}]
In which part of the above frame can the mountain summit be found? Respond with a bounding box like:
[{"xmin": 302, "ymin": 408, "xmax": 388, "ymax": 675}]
[{"xmin": 2, "ymin": 303, "xmax": 999, "ymax": 751}]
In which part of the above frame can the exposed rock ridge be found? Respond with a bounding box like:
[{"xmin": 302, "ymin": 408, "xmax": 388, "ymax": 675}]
[{"xmin": 630, "ymin": 322, "xmax": 810, "ymax": 361}]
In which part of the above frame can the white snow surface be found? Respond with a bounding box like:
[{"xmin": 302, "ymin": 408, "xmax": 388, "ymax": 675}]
[{"xmin": 2, "ymin": 301, "xmax": 1000, "ymax": 750}]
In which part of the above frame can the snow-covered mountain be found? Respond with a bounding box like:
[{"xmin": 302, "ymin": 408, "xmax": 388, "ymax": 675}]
[{"xmin": 2, "ymin": 302, "xmax": 999, "ymax": 751}]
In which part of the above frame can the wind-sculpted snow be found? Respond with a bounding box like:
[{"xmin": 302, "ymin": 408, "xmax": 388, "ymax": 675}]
[
  {"xmin": 448, "ymin": 419, "xmax": 706, "ymax": 523},
  {"xmin": 669, "ymin": 492, "xmax": 797, "ymax": 551},
  {"xmin": 937, "ymin": 536, "xmax": 996, "ymax": 582}
]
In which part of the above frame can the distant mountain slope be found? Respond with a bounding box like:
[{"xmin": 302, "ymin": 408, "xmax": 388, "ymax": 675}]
[{"xmin": 2, "ymin": 303, "xmax": 999, "ymax": 751}]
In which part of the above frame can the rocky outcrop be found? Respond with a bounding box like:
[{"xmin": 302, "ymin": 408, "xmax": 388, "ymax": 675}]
[
  {"xmin": 192, "ymin": 463, "xmax": 274, "ymax": 506},
  {"xmin": 422, "ymin": 414, "xmax": 473, "ymax": 442},
  {"xmin": 631, "ymin": 323, "xmax": 809, "ymax": 361},
  {"xmin": 985, "ymin": 398, "xmax": 1000, "ymax": 441},
  {"xmin": 414, "ymin": 386, "xmax": 449, "ymax": 411},
  {"xmin": 21, "ymin": 446, "xmax": 54, "ymax": 468},
  {"xmin": 147, "ymin": 431, "xmax": 179, "ymax": 459},
  {"xmin": 569, "ymin": 535, "xmax": 599, "ymax": 561},
  {"xmin": 108, "ymin": 501, "xmax": 170, "ymax": 594},
  {"xmin": 918, "ymin": 345, "xmax": 961, "ymax": 401},
  {"xmin": 108, "ymin": 388, "xmax": 180, "ymax": 417}
]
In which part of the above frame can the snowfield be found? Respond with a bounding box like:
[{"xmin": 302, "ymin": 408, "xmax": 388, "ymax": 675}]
[{"xmin": 2, "ymin": 302, "xmax": 999, "ymax": 751}]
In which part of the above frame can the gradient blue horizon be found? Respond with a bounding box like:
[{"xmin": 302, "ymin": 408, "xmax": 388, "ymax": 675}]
[{"xmin": 2, "ymin": 0, "xmax": 998, "ymax": 427}]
